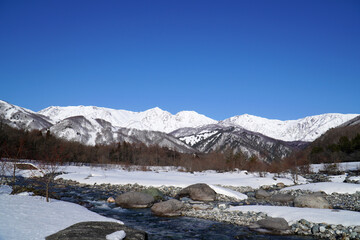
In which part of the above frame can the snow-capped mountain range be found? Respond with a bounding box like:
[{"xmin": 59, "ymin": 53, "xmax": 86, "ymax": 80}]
[
  {"xmin": 0, "ymin": 100, "xmax": 358, "ymax": 160},
  {"xmin": 38, "ymin": 103, "xmax": 358, "ymax": 142}
]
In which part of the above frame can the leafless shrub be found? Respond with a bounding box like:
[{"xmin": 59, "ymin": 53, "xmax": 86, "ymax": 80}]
[{"xmin": 320, "ymin": 163, "xmax": 343, "ymax": 175}]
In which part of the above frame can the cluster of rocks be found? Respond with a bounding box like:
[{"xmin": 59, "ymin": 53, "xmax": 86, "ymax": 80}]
[
  {"xmin": 253, "ymin": 188, "xmax": 332, "ymax": 209},
  {"xmin": 183, "ymin": 207, "xmax": 268, "ymax": 226},
  {"xmin": 345, "ymin": 172, "xmax": 360, "ymax": 184},
  {"xmin": 182, "ymin": 200, "xmax": 360, "ymax": 240},
  {"xmin": 292, "ymin": 219, "xmax": 360, "ymax": 240},
  {"xmin": 114, "ymin": 183, "xmax": 217, "ymax": 217},
  {"xmin": 327, "ymin": 192, "xmax": 360, "ymax": 211},
  {"xmin": 218, "ymin": 183, "xmax": 360, "ymax": 212}
]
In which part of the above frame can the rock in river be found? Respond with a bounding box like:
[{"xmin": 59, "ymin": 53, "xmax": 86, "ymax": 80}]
[
  {"xmin": 115, "ymin": 192, "xmax": 155, "ymax": 208},
  {"xmin": 177, "ymin": 183, "xmax": 216, "ymax": 201},
  {"xmin": 141, "ymin": 187, "xmax": 164, "ymax": 201},
  {"xmin": 256, "ymin": 217, "xmax": 290, "ymax": 232},
  {"xmin": 46, "ymin": 221, "xmax": 148, "ymax": 240},
  {"xmin": 151, "ymin": 199, "xmax": 185, "ymax": 217}
]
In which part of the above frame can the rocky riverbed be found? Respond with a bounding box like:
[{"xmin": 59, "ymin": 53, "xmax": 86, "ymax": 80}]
[{"xmin": 5, "ymin": 176, "xmax": 360, "ymax": 240}]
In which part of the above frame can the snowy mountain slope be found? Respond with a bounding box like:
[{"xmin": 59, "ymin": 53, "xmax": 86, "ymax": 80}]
[
  {"xmin": 116, "ymin": 128, "xmax": 196, "ymax": 153},
  {"xmin": 220, "ymin": 113, "xmax": 359, "ymax": 142},
  {"xmin": 39, "ymin": 106, "xmax": 217, "ymax": 133},
  {"xmin": 48, "ymin": 116, "xmax": 119, "ymax": 146},
  {"xmin": 0, "ymin": 100, "xmax": 52, "ymax": 130},
  {"xmin": 171, "ymin": 124, "xmax": 308, "ymax": 161}
]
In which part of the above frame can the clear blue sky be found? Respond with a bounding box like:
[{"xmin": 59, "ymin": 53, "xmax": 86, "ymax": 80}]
[{"xmin": 1, "ymin": 0, "xmax": 359, "ymax": 120}]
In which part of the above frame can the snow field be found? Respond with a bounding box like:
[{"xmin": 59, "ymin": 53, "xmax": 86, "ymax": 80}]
[
  {"xmin": 0, "ymin": 185, "xmax": 121, "ymax": 240},
  {"xmin": 56, "ymin": 165, "xmax": 305, "ymax": 199}
]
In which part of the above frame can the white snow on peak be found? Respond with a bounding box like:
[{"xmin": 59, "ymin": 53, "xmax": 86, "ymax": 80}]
[
  {"xmin": 39, "ymin": 105, "xmax": 216, "ymax": 133},
  {"xmin": 0, "ymin": 100, "xmax": 36, "ymax": 116},
  {"xmin": 220, "ymin": 113, "xmax": 359, "ymax": 142}
]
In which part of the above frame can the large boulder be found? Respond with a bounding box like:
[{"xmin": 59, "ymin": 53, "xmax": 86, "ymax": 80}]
[
  {"xmin": 141, "ymin": 187, "xmax": 164, "ymax": 201},
  {"xmin": 115, "ymin": 192, "xmax": 155, "ymax": 208},
  {"xmin": 177, "ymin": 183, "xmax": 216, "ymax": 201},
  {"xmin": 294, "ymin": 195, "xmax": 331, "ymax": 209},
  {"xmin": 151, "ymin": 199, "xmax": 185, "ymax": 217},
  {"xmin": 257, "ymin": 217, "xmax": 290, "ymax": 231},
  {"xmin": 46, "ymin": 221, "xmax": 147, "ymax": 240}
]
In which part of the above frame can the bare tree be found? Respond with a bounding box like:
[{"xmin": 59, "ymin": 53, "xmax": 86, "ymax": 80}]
[
  {"xmin": 37, "ymin": 145, "xmax": 64, "ymax": 202},
  {"xmin": 1, "ymin": 139, "xmax": 24, "ymax": 186},
  {"xmin": 0, "ymin": 158, "xmax": 10, "ymax": 183}
]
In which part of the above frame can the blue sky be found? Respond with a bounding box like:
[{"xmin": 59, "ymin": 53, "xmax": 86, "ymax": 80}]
[{"xmin": 1, "ymin": 0, "xmax": 359, "ymax": 120}]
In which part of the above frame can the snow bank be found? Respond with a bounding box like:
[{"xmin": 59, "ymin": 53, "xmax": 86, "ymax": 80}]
[
  {"xmin": 228, "ymin": 205, "xmax": 360, "ymax": 226},
  {"xmin": 208, "ymin": 184, "xmax": 248, "ymax": 200},
  {"xmin": 2, "ymin": 162, "xmax": 45, "ymax": 178},
  {"xmin": 281, "ymin": 182, "xmax": 360, "ymax": 194},
  {"xmin": 329, "ymin": 174, "xmax": 347, "ymax": 183},
  {"xmin": 0, "ymin": 185, "xmax": 121, "ymax": 240}
]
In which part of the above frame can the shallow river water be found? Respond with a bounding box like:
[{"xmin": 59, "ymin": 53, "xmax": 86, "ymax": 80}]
[{"xmin": 53, "ymin": 183, "xmax": 313, "ymax": 240}]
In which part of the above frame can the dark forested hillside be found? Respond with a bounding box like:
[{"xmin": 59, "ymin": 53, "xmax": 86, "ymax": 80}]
[{"xmin": 284, "ymin": 116, "xmax": 360, "ymax": 166}]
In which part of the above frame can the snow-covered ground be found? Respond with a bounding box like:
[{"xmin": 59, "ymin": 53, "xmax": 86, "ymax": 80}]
[
  {"xmin": 0, "ymin": 185, "xmax": 121, "ymax": 240},
  {"xmin": 55, "ymin": 165, "xmax": 306, "ymax": 200},
  {"xmin": 228, "ymin": 205, "xmax": 360, "ymax": 226}
]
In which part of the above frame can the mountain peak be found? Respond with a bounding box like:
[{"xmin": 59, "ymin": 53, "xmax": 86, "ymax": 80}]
[{"xmin": 145, "ymin": 106, "xmax": 166, "ymax": 114}]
